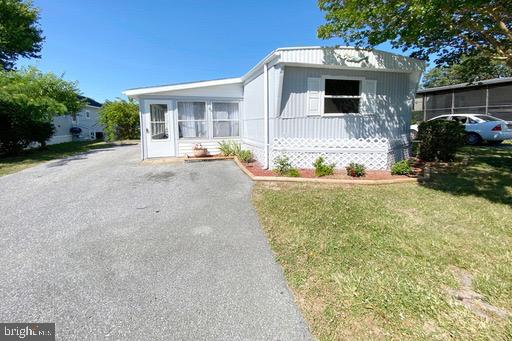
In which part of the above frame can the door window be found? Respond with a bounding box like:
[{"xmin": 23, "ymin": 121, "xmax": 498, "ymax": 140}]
[{"xmin": 150, "ymin": 104, "xmax": 168, "ymax": 140}]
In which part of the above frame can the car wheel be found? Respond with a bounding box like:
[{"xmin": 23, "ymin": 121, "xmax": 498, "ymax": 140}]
[
  {"xmin": 410, "ymin": 129, "xmax": 418, "ymax": 140},
  {"xmin": 465, "ymin": 133, "xmax": 482, "ymax": 145},
  {"xmin": 487, "ymin": 140, "xmax": 503, "ymax": 145}
]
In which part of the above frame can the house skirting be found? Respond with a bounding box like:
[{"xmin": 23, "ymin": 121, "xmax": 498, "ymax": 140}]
[{"xmin": 267, "ymin": 137, "xmax": 409, "ymax": 170}]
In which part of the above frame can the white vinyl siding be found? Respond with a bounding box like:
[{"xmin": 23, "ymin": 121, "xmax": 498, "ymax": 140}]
[{"xmin": 360, "ymin": 79, "xmax": 377, "ymax": 115}]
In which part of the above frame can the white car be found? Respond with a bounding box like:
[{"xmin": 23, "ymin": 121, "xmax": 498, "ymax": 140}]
[{"xmin": 411, "ymin": 114, "xmax": 512, "ymax": 145}]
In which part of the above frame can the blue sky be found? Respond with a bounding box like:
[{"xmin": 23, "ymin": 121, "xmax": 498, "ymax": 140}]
[{"xmin": 19, "ymin": 0, "xmax": 405, "ymax": 103}]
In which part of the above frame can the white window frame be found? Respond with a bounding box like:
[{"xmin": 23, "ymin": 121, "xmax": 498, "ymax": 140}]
[
  {"xmin": 320, "ymin": 75, "xmax": 364, "ymax": 116},
  {"xmin": 85, "ymin": 110, "xmax": 91, "ymax": 119},
  {"xmin": 211, "ymin": 101, "xmax": 240, "ymax": 139},
  {"xmin": 90, "ymin": 131, "xmax": 96, "ymax": 139},
  {"xmin": 177, "ymin": 101, "xmax": 208, "ymax": 140}
]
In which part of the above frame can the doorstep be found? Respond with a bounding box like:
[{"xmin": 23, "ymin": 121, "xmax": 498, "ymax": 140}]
[{"xmin": 184, "ymin": 155, "xmax": 234, "ymax": 162}]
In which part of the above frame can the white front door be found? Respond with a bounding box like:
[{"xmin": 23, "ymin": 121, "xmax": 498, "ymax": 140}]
[{"xmin": 144, "ymin": 100, "xmax": 175, "ymax": 158}]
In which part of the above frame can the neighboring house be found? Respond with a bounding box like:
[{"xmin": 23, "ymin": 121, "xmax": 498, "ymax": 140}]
[
  {"xmin": 123, "ymin": 46, "xmax": 424, "ymax": 170},
  {"xmin": 47, "ymin": 96, "xmax": 104, "ymax": 145},
  {"xmin": 414, "ymin": 77, "xmax": 512, "ymax": 121}
]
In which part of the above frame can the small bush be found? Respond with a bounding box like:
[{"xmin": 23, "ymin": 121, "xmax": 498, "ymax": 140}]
[
  {"xmin": 237, "ymin": 149, "xmax": 253, "ymax": 163},
  {"xmin": 313, "ymin": 156, "xmax": 335, "ymax": 177},
  {"xmin": 286, "ymin": 168, "xmax": 300, "ymax": 177},
  {"xmin": 273, "ymin": 155, "xmax": 293, "ymax": 175},
  {"xmin": 417, "ymin": 120, "xmax": 465, "ymax": 161},
  {"xmin": 391, "ymin": 160, "xmax": 412, "ymax": 175},
  {"xmin": 346, "ymin": 162, "xmax": 366, "ymax": 177},
  {"xmin": 218, "ymin": 140, "xmax": 241, "ymax": 156}
]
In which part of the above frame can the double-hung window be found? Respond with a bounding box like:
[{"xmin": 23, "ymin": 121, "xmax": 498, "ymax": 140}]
[
  {"xmin": 177, "ymin": 102, "xmax": 207, "ymax": 138},
  {"xmin": 323, "ymin": 79, "xmax": 361, "ymax": 114},
  {"xmin": 212, "ymin": 102, "xmax": 239, "ymax": 138}
]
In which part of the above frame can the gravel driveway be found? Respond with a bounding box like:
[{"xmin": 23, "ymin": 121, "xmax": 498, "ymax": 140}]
[{"xmin": 0, "ymin": 144, "xmax": 311, "ymax": 340}]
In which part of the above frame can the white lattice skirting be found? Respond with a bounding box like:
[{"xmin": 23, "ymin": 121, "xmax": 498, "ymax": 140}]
[{"xmin": 268, "ymin": 137, "xmax": 408, "ymax": 170}]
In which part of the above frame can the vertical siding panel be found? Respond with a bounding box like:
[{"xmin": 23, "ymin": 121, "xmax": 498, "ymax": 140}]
[{"xmin": 278, "ymin": 66, "xmax": 414, "ymax": 140}]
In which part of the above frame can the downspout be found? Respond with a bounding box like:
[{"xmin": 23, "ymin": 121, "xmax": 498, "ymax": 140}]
[{"xmin": 263, "ymin": 62, "xmax": 269, "ymax": 169}]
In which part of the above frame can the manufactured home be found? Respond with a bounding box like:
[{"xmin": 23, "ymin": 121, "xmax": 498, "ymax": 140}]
[
  {"xmin": 123, "ymin": 47, "xmax": 424, "ymax": 170},
  {"xmin": 48, "ymin": 96, "xmax": 104, "ymax": 144}
]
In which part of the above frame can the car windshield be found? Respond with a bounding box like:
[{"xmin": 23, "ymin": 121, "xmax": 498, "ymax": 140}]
[{"xmin": 474, "ymin": 115, "xmax": 501, "ymax": 122}]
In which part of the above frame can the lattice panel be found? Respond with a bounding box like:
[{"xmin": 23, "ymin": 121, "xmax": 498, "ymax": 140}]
[
  {"xmin": 246, "ymin": 137, "xmax": 411, "ymax": 170},
  {"xmin": 272, "ymin": 137, "xmax": 389, "ymax": 150},
  {"xmin": 270, "ymin": 137, "xmax": 390, "ymax": 170},
  {"xmin": 270, "ymin": 150, "xmax": 388, "ymax": 170}
]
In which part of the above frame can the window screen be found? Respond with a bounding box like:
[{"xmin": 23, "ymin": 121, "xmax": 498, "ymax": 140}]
[
  {"xmin": 488, "ymin": 84, "xmax": 512, "ymax": 106},
  {"xmin": 454, "ymin": 89, "xmax": 485, "ymax": 108},
  {"xmin": 323, "ymin": 79, "xmax": 361, "ymax": 114},
  {"xmin": 150, "ymin": 104, "xmax": 168, "ymax": 140},
  {"xmin": 426, "ymin": 92, "xmax": 452, "ymax": 110}
]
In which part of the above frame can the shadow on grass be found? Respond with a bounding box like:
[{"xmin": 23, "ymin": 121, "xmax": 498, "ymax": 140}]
[{"xmin": 420, "ymin": 144, "xmax": 512, "ymax": 206}]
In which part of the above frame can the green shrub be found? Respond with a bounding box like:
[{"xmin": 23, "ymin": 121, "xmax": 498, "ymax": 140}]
[
  {"xmin": 312, "ymin": 156, "xmax": 335, "ymax": 177},
  {"xmin": 218, "ymin": 140, "xmax": 241, "ymax": 156},
  {"xmin": 346, "ymin": 162, "xmax": 366, "ymax": 177},
  {"xmin": 286, "ymin": 168, "xmax": 300, "ymax": 177},
  {"xmin": 273, "ymin": 155, "xmax": 292, "ymax": 175},
  {"xmin": 391, "ymin": 160, "xmax": 412, "ymax": 175},
  {"xmin": 417, "ymin": 120, "xmax": 465, "ymax": 161},
  {"xmin": 98, "ymin": 99, "xmax": 139, "ymax": 141},
  {"xmin": 237, "ymin": 149, "xmax": 253, "ymax": 163}
]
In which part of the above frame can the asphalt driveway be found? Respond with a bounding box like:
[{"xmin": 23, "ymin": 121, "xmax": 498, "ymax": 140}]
[{"xmin": 0, "ymin": 144, "xmax": 311, "ymax": 340}]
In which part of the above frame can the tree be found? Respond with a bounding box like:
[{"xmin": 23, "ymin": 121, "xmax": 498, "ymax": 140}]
[
  {"xmin": 0, "ymin": 67, "xmax": 84, "ymax": 155},
  {"xmin": 0, "ymin": 0, "xmax": 44, "ymax": 70},
  {"xmin": 99, "ymin": 99, "xmax": 139, "ymax": 141},
  {"xmin": 422, "ymin": 52, "xmax": 512, "ymax": 88},
  {"xmin": 318, "ymin": 0, "xmax": 512, "ymax": 68}
]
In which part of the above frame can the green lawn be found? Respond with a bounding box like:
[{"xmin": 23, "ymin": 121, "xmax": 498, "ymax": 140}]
[
  {"xmin": 253, "ymin": 144, "xmax": 512, "ymax": 340},
  {"xmin": 0, "ymin": 141, "xmax": 118, "ymax": 176}
]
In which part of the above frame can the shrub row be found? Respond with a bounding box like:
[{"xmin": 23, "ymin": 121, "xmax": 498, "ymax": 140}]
[{"xmin": 218, "ymin": 140, "xmax": 253, "ymax": 162}]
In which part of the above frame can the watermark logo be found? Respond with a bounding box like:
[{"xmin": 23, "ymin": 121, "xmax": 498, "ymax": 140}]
[{"xmin": 0, "ymin": 323, "xmax": 54, "ymax": 341}]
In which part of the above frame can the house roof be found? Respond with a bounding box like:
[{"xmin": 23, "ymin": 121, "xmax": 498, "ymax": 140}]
[
  {"xmin": 417, "ymin": 77, "xmax": 512, "ymax": 94},
  {"xmin": 123, "ymin": 46, "xmax": 426, "ymax": 97},
  {"xmin": 79, "ymin": 95, "xmax": 102, "ymax": 107},
  {"xmin": 123, "ymin": 78, "xmax": 242, "ymax": 97}
]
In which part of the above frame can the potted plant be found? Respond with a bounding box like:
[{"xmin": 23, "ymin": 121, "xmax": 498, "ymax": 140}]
[{"xmin": 193, "ymin": 143, "xmax": 208, "ymax": 157}]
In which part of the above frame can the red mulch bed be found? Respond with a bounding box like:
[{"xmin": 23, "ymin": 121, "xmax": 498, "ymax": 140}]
[{"xmin": 242, "ymin": 161, "xmax": 414, "ymax": 180}]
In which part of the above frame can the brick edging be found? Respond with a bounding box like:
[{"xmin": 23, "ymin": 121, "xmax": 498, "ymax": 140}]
[{"xmin": 233, "ymin": 157, "xmax": 418, "ymax": 185}]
